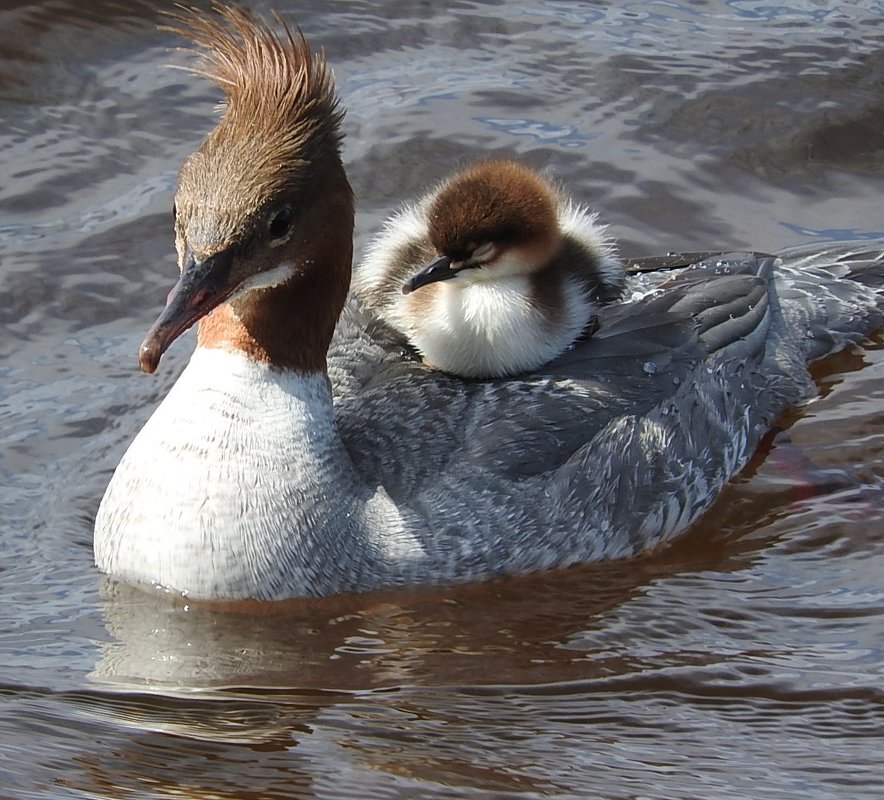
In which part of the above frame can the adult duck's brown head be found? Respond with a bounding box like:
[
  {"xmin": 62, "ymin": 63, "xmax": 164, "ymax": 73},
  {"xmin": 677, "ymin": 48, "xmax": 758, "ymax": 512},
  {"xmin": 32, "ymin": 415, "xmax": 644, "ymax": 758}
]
[{"xmin": 140, "ymin": 4, "xmax": 353, "ymax": 375}]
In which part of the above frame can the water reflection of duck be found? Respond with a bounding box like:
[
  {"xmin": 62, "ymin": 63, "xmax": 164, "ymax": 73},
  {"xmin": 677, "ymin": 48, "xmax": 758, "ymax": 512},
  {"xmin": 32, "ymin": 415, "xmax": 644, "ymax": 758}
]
[
  {"xmin": 93, "ymin": 6, "xmax": 884, "ymax": 601},
  {"xmin": 354, "ymin": 159, "xmax": 624, "ymax": 377}
]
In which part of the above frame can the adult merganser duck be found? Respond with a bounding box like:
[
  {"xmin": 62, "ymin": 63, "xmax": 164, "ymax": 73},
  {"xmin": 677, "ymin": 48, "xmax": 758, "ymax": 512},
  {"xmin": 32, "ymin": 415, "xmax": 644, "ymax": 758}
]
[
  {"xmin": 353, "ymin": 160, "xmax": 624, "ymax": 377},
  {"xmin": 94, "ymin": 6, "xmax": 884, "ymax": 601}
]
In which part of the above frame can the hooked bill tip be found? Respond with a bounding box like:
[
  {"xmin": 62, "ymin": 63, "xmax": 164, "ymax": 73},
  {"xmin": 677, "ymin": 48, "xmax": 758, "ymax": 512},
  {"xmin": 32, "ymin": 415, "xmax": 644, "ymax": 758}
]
[
  {"xmin": 138, "ymin": 340, "xmax": 162, "ymax": 375},
  {"xmin": 401, "ymin": 281, "xmax": 414, "ymax": 295}
]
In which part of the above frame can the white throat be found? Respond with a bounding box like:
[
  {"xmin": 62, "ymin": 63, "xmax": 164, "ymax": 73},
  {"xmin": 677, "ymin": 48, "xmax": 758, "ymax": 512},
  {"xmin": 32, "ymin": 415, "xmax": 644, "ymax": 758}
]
[
  {"xmin": 94, "ymin": 347, "xmax": 414, "ymax": 599},
  {"xmin": 400, "ymin": 276, "xmax": 591, "ymax": 378}
]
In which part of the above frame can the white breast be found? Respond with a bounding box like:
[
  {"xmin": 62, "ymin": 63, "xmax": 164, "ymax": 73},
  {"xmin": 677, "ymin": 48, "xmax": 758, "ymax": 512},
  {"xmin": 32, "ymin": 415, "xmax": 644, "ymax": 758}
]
[
  {"xmin": 93, "ymin": 348, "xmax": 387, "ymax": 599},
  {"xmin": 408, "ymin": 275, "xmax": 592, "ymax": 378}
]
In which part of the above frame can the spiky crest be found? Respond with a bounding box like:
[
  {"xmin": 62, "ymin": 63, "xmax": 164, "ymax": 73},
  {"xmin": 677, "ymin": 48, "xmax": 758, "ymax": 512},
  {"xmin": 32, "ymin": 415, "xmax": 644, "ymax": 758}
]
[{"xmin": 163, "ymin": 4, "xmax": 345, "ymax": 246}]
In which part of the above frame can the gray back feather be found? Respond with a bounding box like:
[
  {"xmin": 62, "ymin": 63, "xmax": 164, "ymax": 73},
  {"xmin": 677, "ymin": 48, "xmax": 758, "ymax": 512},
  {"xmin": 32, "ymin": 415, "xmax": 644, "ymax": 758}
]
[{"xmin": 327, "ymin": 242, "xmax": 884, "ymax": 577}]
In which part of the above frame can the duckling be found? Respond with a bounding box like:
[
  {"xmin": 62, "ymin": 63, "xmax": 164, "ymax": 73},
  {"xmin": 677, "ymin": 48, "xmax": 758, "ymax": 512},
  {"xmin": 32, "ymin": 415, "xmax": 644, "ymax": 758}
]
[{"xmin": 354, "ymin": 160, "xmax": 624, "ymax": 377}]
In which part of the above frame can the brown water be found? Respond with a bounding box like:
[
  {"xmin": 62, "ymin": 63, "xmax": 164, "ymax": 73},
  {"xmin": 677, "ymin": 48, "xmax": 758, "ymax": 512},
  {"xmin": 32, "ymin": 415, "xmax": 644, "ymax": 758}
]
[{"xmin": 2, "ymin": 1, "xmax": 883, "ymax": 798}]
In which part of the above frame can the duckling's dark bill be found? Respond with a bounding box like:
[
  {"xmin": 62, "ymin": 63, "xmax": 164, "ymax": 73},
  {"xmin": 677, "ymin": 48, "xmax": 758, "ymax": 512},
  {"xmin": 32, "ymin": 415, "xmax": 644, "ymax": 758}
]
[
  {"xmin": 402, "ymin": 254, "xmax": 458, "ymax": 294},
  {"xmin": 139, "ymin": 248, "xmax": 236, "ymax": 374}
]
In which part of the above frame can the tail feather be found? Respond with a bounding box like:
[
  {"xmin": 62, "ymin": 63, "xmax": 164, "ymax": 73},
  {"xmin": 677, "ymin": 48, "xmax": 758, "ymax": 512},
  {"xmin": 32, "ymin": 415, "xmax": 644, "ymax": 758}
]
[{"xmin": 774, "ymin": 240, "xmax": 884, "ymax": 363}]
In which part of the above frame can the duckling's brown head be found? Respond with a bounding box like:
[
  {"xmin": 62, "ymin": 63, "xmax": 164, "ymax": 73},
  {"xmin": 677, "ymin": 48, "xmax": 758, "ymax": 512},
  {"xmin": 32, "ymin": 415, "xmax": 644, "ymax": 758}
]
[
  {"xmin": 140, "ymin": 4, "xmax": 353, "ymax": 374},
  {"xmin": 405, "ymin": 160, "xmax": 560, "ymax": 294}
]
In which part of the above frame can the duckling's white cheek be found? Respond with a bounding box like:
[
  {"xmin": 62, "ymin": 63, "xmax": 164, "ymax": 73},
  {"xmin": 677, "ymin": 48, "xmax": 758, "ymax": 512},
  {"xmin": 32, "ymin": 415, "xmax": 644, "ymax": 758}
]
[{"xmin": 487, "ymin": 248, "xmax": 537, "ymax": 279}]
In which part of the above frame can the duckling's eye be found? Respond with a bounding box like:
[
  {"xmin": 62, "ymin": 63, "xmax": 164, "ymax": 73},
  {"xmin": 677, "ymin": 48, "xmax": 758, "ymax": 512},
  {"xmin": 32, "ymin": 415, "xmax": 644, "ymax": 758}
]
[
  {"xmin": 472, "ymin": 242, "xmax": 495, "ymax": 262},
  {"xmin": 172, "ymin": 202, "xmax": 177, "ymax": 221},
  {"xmin": 268, "ymin": 206, "xmax": 294, "ymax": 240}
]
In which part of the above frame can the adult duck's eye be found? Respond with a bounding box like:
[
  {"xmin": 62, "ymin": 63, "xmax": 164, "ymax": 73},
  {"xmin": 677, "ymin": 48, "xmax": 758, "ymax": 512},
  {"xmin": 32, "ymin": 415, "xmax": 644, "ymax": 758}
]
[{"xmin": 268, "ymin": 206, "xmax": 294, "ymax": 240}]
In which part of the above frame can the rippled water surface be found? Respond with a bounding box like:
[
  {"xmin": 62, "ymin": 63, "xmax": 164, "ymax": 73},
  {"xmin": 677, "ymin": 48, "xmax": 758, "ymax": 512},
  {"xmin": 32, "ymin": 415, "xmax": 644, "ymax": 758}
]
[{"xmin": 2, "ymin": 1, "xmax": 884, "ymax": 797}]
